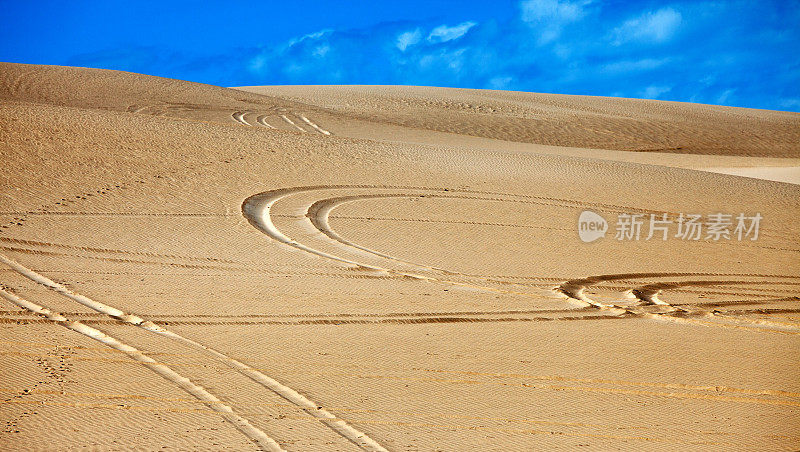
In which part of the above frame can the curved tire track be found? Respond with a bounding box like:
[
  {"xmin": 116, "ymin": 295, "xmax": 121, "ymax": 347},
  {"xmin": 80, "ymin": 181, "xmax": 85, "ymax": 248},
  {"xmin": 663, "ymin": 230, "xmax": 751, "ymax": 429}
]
[
  {"xmin": 256, "ymin": 115, "xmax": 276, "ymax": 129},
  {"xmin": 243, "ymin": 185, "xmax": 800, "ymax": 334},
  {"xmin": 232, "ymin": 111, "xmax": 251, "ymax": 126},
  {"xmin": 299, "ymin": 115, "xmax": 332, "ymax": 135},
  {"xmin": 0, "ymin": 252, "xmax": 388, "ymax": 452},
  {"xmin": 0, "ymin": 286, "xmax": 284, "ymax": 451},
  {"xmin": 280, "ymin": 114, "xmax": 306, "ymax": 132}
]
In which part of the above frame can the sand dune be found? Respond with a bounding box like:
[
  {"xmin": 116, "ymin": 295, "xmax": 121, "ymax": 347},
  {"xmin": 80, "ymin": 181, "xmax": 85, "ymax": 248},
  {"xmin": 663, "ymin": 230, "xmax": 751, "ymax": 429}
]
[
  {"xmin": 238, "ymin": 84, "xmax": 800, "ymax": 157},
  {"xmin": 1, "ymin": 63, "xmax": 799, "ymax": 450}
]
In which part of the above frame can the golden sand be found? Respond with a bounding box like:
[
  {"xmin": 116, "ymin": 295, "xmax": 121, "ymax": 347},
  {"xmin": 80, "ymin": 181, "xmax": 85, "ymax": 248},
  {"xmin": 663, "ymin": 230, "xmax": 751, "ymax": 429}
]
[{"xmin": 1, "ymin": 63, "xmax": 799, "ymax": 450}]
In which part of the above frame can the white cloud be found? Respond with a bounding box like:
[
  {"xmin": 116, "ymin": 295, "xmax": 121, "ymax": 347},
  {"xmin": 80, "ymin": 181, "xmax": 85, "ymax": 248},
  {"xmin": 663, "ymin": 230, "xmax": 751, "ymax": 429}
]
[
  {"xmin": 641, "ymin": 85, "xmax": 672, "ymax": 99},
  {"xmin": 230, "ymin": 2, "xmax": 793, "ymax": 112},
  {"xmin": 287, "ymin": 29, "xmax": 331, "ymax": 47},
  {"xmin": 396, "ymin": 29, "xmax": 422, "ymax": 51},
  {"xmin": 519, "ymin": 0, "xmax": 589, "ymax": 43},
  {"xmin": 427, "ymin": 21, "xmax": 476, "ymax": 43},
  {"xmin": 612, "ymin": 7, "xmax": 682, "ymax": 45},
  {"xmin": 520, "ymin": 0, "xmax": 587, "ymax": 23}
]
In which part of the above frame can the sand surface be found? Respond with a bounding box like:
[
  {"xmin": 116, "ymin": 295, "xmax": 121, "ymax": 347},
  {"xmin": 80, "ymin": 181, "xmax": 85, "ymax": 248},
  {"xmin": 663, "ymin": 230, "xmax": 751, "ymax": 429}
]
[
  {"xmin": 701, "ymin": 167, "xmax": 800, "ymax": 185},
  {"xmin": 1, "ymin": 63, "xmax": 799, "ymax": 450}
]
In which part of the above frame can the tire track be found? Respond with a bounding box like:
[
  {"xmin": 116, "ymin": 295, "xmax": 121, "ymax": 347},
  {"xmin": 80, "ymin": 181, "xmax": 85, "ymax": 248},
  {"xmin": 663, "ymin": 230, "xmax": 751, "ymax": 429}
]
[
  {"xmin": 1, "ymin": 244, "xmax": 364, "ymax": 277},
  {"xmin": 241, "ymin": 184, "xmax": 797, "ymax": 243},
  {"xmin": 332, "ymin": 215, "xmax": 570, "ymax": 231},
  {"xmin": 0, "ymin": 252, "xmax": 388, "ymax": 452},
  {"xmin": 245, "ymin": 189, "xmax": 554, "ymax": 299},
  {"xmin": 280, "ymin": 114, "xmax": 307, "ymax": 132},
  {"xmin": 4, "ymin": 305, "xmax": 794, "ymax": 327},
  {"xmin": 0, "ymin": 213, "xmax": 237, "ymax": 219},
  {"xmin": 300, "ymin": 189, "xmax": 800, "ymax": 304},
  {"xmin": 0, "ymin": 212, "xmax": 236, "ymax": 216},
  {"xmin": 256, "ymin": 115, "xmax": 276, "ymax": 129},
  {"xmin": 0, "ymin": 312, "xmax": 623, "ymax": 326},
  {"xmin": 0, "ymin": 245, "xmax": 251, "ymax": 271},
  {"xmin": 557, "ymin": 273, "xmax": 800, "ymax": 302},
  {"xmin": 297, "ymin": 371, "xmax": 800, "ymax": 407},
  {"xmin": 0, "ymin": 248, "xmax": 441, "ymax": 283},
  {"xmin": 0, "ymin": 264, "xmax": 435, "ymax": 283},
  {"xmin": 677, "ymin": 296, "xmax": 800, "ymax": 308},
  {"xmin": 244, "ymin": 187, "xmax": 612, "ymax": 284},
  {"xmin": 630, "ymin": 279, "xmax": 800, "ymax": 306},
  {"xmin": 0, "ymin": 236, "xmax": 239, "ymax": 264},
  {"xmin": 575, "ymin": 283, "xmax": 795, "ymax": 299},
  {"xmin": 275, "ymin": 187, "xmax": 800, "ymax": 284},
  {"xmin": 0, "ymin": 287, "xmax": 284, "ymax": 452},
  {"xmin": 299, "ymin": 115, "xmax": 331, "ymax": 135},
  {"xmin": 557, "ymin": 273, "xmax": 800, "ymax": 332},
  {"xmin": 308, "ymin": 192, "xmax": 647, "ymax": 285},
  {"xmin": 231, "ymin": 111, "xmax": 251, "ymax": 126},
  {"xmin": 0, "ymin": 307, "xmax": 589, "ymax": 319},
  {"xmin": 244, "ymin": 185, "xmax": 800, "ymax": 334},
  {"xmin": 307, "ymin": 194, "xmax": 454, "ymax": 273},
  {"xmin": 245, "ymin": 185, "xmax": 577, "ymax": 289}
]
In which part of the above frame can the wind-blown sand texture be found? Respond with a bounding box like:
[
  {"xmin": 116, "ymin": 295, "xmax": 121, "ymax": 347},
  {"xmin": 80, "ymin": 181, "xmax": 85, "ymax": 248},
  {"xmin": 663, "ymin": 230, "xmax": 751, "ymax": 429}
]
[{"xmin": 1, "ymin": 62, "xmax": 799, "ymax": 451}]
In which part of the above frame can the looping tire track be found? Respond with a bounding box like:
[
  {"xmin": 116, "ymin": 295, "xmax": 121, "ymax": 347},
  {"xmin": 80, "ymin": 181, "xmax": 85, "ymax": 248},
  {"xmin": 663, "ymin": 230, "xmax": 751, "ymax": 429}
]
[
  {"xmin": 243, "ymin": 185, "xmax": 800, "ymax": 334},
  {"xmin": 245, "ymin": 184, "xmax": 634, "ymax": 277},
  {"xmin": 3, "ymin": 183, "xmax": 795, "ymax": 447},
  {"xmin": 556, "ymin": 273, "xmax": 800, "ymax": 333}
]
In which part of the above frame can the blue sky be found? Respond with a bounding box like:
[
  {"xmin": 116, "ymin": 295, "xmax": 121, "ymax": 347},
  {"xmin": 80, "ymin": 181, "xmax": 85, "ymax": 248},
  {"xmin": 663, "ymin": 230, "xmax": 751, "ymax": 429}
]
[{"xmin": 1, "ymin": 0, "xmax": 799, "ymax": 111}]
